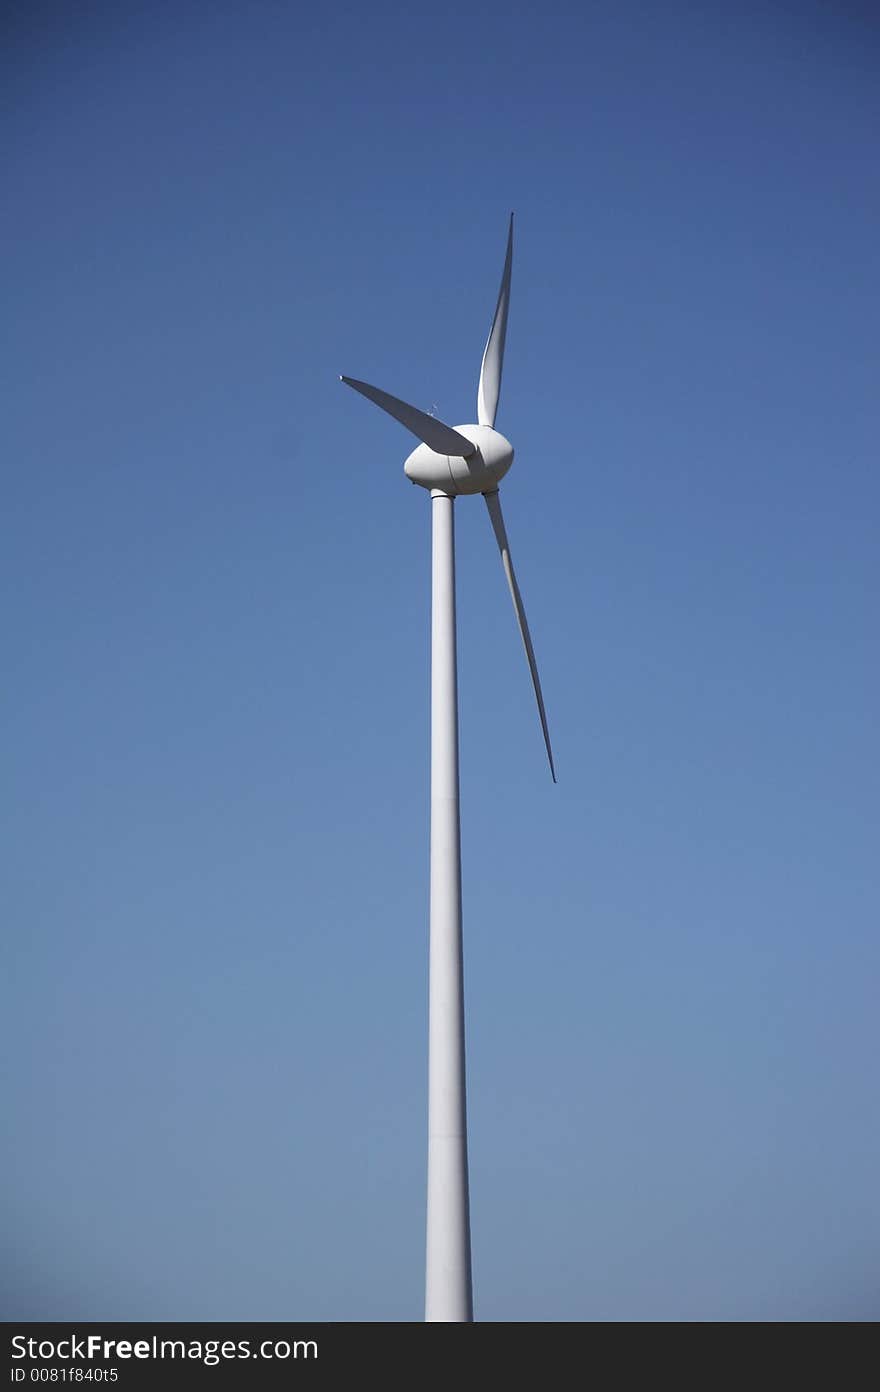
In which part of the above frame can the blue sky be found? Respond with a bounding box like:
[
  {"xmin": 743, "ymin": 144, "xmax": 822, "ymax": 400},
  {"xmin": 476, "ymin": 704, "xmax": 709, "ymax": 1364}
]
[{"xmin": 3, "ymin": 0, "xmax": 878, "ymax": 1321}]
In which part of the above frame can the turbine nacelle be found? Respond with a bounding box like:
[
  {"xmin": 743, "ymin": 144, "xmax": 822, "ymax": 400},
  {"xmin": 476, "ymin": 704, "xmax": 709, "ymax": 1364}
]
[{"xmin": 404, "ymin": 424, "xmax": 514, "ymax": 495}]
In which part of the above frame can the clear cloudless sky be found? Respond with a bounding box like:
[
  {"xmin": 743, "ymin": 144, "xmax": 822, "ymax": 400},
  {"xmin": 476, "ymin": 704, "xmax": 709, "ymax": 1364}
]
[{"xmin": 3, "ymin": 0, "xmax": 878, "ymax": 1322}]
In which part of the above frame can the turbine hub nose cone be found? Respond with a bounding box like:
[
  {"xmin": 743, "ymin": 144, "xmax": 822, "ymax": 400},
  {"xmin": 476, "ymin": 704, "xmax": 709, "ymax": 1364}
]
[{"xmin": 404, "ymin": 424, "xmax": 513, "ymax": 495}]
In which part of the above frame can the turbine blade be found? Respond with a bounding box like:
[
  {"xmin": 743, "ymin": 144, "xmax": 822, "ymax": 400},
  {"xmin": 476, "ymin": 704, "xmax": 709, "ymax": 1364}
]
[
  {"xmin": 484, "ymin": 489, "xmax": 556, "ymax": 782},
  {"xmin": 477, "ymin": 214, "xmax": 513, "ymax": 429},
  {"xmin": 340, "ymin": 377, "xmax": 475, "ymax": 457}
]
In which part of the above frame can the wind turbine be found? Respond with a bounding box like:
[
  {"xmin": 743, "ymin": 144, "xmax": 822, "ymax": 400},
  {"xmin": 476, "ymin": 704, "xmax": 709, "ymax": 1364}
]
[{"xmin": 340, "ymin": 215, "xmax": 554, "ymax": 1323}]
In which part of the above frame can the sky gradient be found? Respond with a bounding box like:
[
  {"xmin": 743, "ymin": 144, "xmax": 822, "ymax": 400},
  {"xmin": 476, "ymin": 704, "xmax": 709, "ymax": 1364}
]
[{"xmin": 4, "ymin": 0, "xmax": 878, "ymax": 1321}]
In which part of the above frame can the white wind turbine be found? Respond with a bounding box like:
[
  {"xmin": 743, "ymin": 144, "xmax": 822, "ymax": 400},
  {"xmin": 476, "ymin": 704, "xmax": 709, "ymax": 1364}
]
[{"xmin": 341, "ymin": 215, "xmax": 554, "ymax": 1323}]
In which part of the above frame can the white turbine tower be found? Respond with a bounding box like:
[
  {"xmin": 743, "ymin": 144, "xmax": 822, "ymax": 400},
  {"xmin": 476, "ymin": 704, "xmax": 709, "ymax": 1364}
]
[{"xmin": 341, "ymin": 215, "xmax": 554, "ymax": 1323}]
